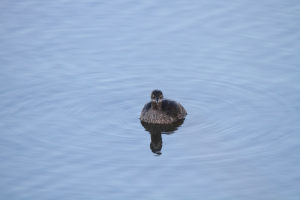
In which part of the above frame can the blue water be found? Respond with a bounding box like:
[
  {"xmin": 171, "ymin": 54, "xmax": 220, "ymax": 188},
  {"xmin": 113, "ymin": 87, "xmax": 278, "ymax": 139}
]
[{"xmin": 1, "ymin": 1, "xmax": 300, "ymax": 199}]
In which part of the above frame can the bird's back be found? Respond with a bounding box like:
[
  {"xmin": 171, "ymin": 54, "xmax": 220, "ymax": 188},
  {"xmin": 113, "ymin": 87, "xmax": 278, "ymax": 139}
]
[{"xmin": 140, "ymin": 99, "xmax": 187, "ymax": 124}]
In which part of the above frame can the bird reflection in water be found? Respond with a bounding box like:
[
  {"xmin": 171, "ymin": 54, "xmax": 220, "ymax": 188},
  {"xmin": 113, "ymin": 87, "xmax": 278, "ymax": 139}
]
[{"xmin": 140, "ymin": 119, "xmax": 185, "ymax": 155}]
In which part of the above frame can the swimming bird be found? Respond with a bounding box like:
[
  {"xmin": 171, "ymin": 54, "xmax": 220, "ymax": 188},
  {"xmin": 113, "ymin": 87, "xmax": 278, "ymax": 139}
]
[{"xmin": 140, "ymin": 90, "xmax": 187, "ymax": 124}]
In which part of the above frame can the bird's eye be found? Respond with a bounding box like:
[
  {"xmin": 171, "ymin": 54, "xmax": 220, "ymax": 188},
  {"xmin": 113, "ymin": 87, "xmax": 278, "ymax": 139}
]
[
  {"xmin": 160, "ymin": 95, "xmax": 162, "ymax": 98},
  {"xmin": 152, "ymin": 95, "xmax": 155, "ymax": 98}
]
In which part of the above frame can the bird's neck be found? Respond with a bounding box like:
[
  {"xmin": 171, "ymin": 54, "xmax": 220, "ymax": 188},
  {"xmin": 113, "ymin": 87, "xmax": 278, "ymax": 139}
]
[{"xmin": 151, "ymin": 102, "xmax": 162, "ymax": 111}]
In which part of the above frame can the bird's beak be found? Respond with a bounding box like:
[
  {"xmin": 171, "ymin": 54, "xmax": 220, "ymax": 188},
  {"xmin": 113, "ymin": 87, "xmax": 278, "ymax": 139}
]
[{"xmin": 156, "ymin": 98, "xmax": 159, "ymax": 105}]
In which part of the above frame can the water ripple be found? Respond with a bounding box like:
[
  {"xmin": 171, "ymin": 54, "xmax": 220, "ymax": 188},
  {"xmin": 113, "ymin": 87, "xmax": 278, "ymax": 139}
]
[{"xmin": 177, "ymin": 71, "xmax": 299, "ymax": 161}]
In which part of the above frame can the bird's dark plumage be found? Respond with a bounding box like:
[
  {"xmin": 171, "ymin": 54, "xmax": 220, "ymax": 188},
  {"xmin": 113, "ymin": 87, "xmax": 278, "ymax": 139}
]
[{"xmin": 140, "ymin": 90, "xmax": 187, "ymax": 124}]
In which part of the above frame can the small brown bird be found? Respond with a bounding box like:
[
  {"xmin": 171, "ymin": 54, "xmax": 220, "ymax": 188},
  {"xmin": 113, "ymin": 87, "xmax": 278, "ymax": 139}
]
[{"xmin": 140, "ymin": 90, "xmax": 187, "ymax": 124}]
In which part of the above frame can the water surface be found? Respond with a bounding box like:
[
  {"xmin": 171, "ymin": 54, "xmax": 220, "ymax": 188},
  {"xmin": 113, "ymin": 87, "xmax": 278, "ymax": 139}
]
[{"xmin": 1, "ymin": 1, "xmax": 300, "ymax": 199}]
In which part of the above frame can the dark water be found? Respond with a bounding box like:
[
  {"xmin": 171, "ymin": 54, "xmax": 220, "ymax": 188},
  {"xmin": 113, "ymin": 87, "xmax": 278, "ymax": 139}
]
[{"xmin": 1, "ymin": 1, "xmax": 300, "ymax": 199}]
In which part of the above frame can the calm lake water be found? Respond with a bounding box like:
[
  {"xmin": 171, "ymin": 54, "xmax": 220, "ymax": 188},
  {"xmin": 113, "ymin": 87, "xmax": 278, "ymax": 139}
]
[{"xmin": 1, "ymin": 1, "xmax": 300, "ymax": 199}]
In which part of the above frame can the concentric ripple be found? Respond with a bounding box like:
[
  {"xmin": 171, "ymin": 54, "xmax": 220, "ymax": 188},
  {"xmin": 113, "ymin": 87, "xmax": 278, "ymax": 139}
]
[{"xmin": 176, "ymin": 70, "xmax": 300, "ymax": 162}]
